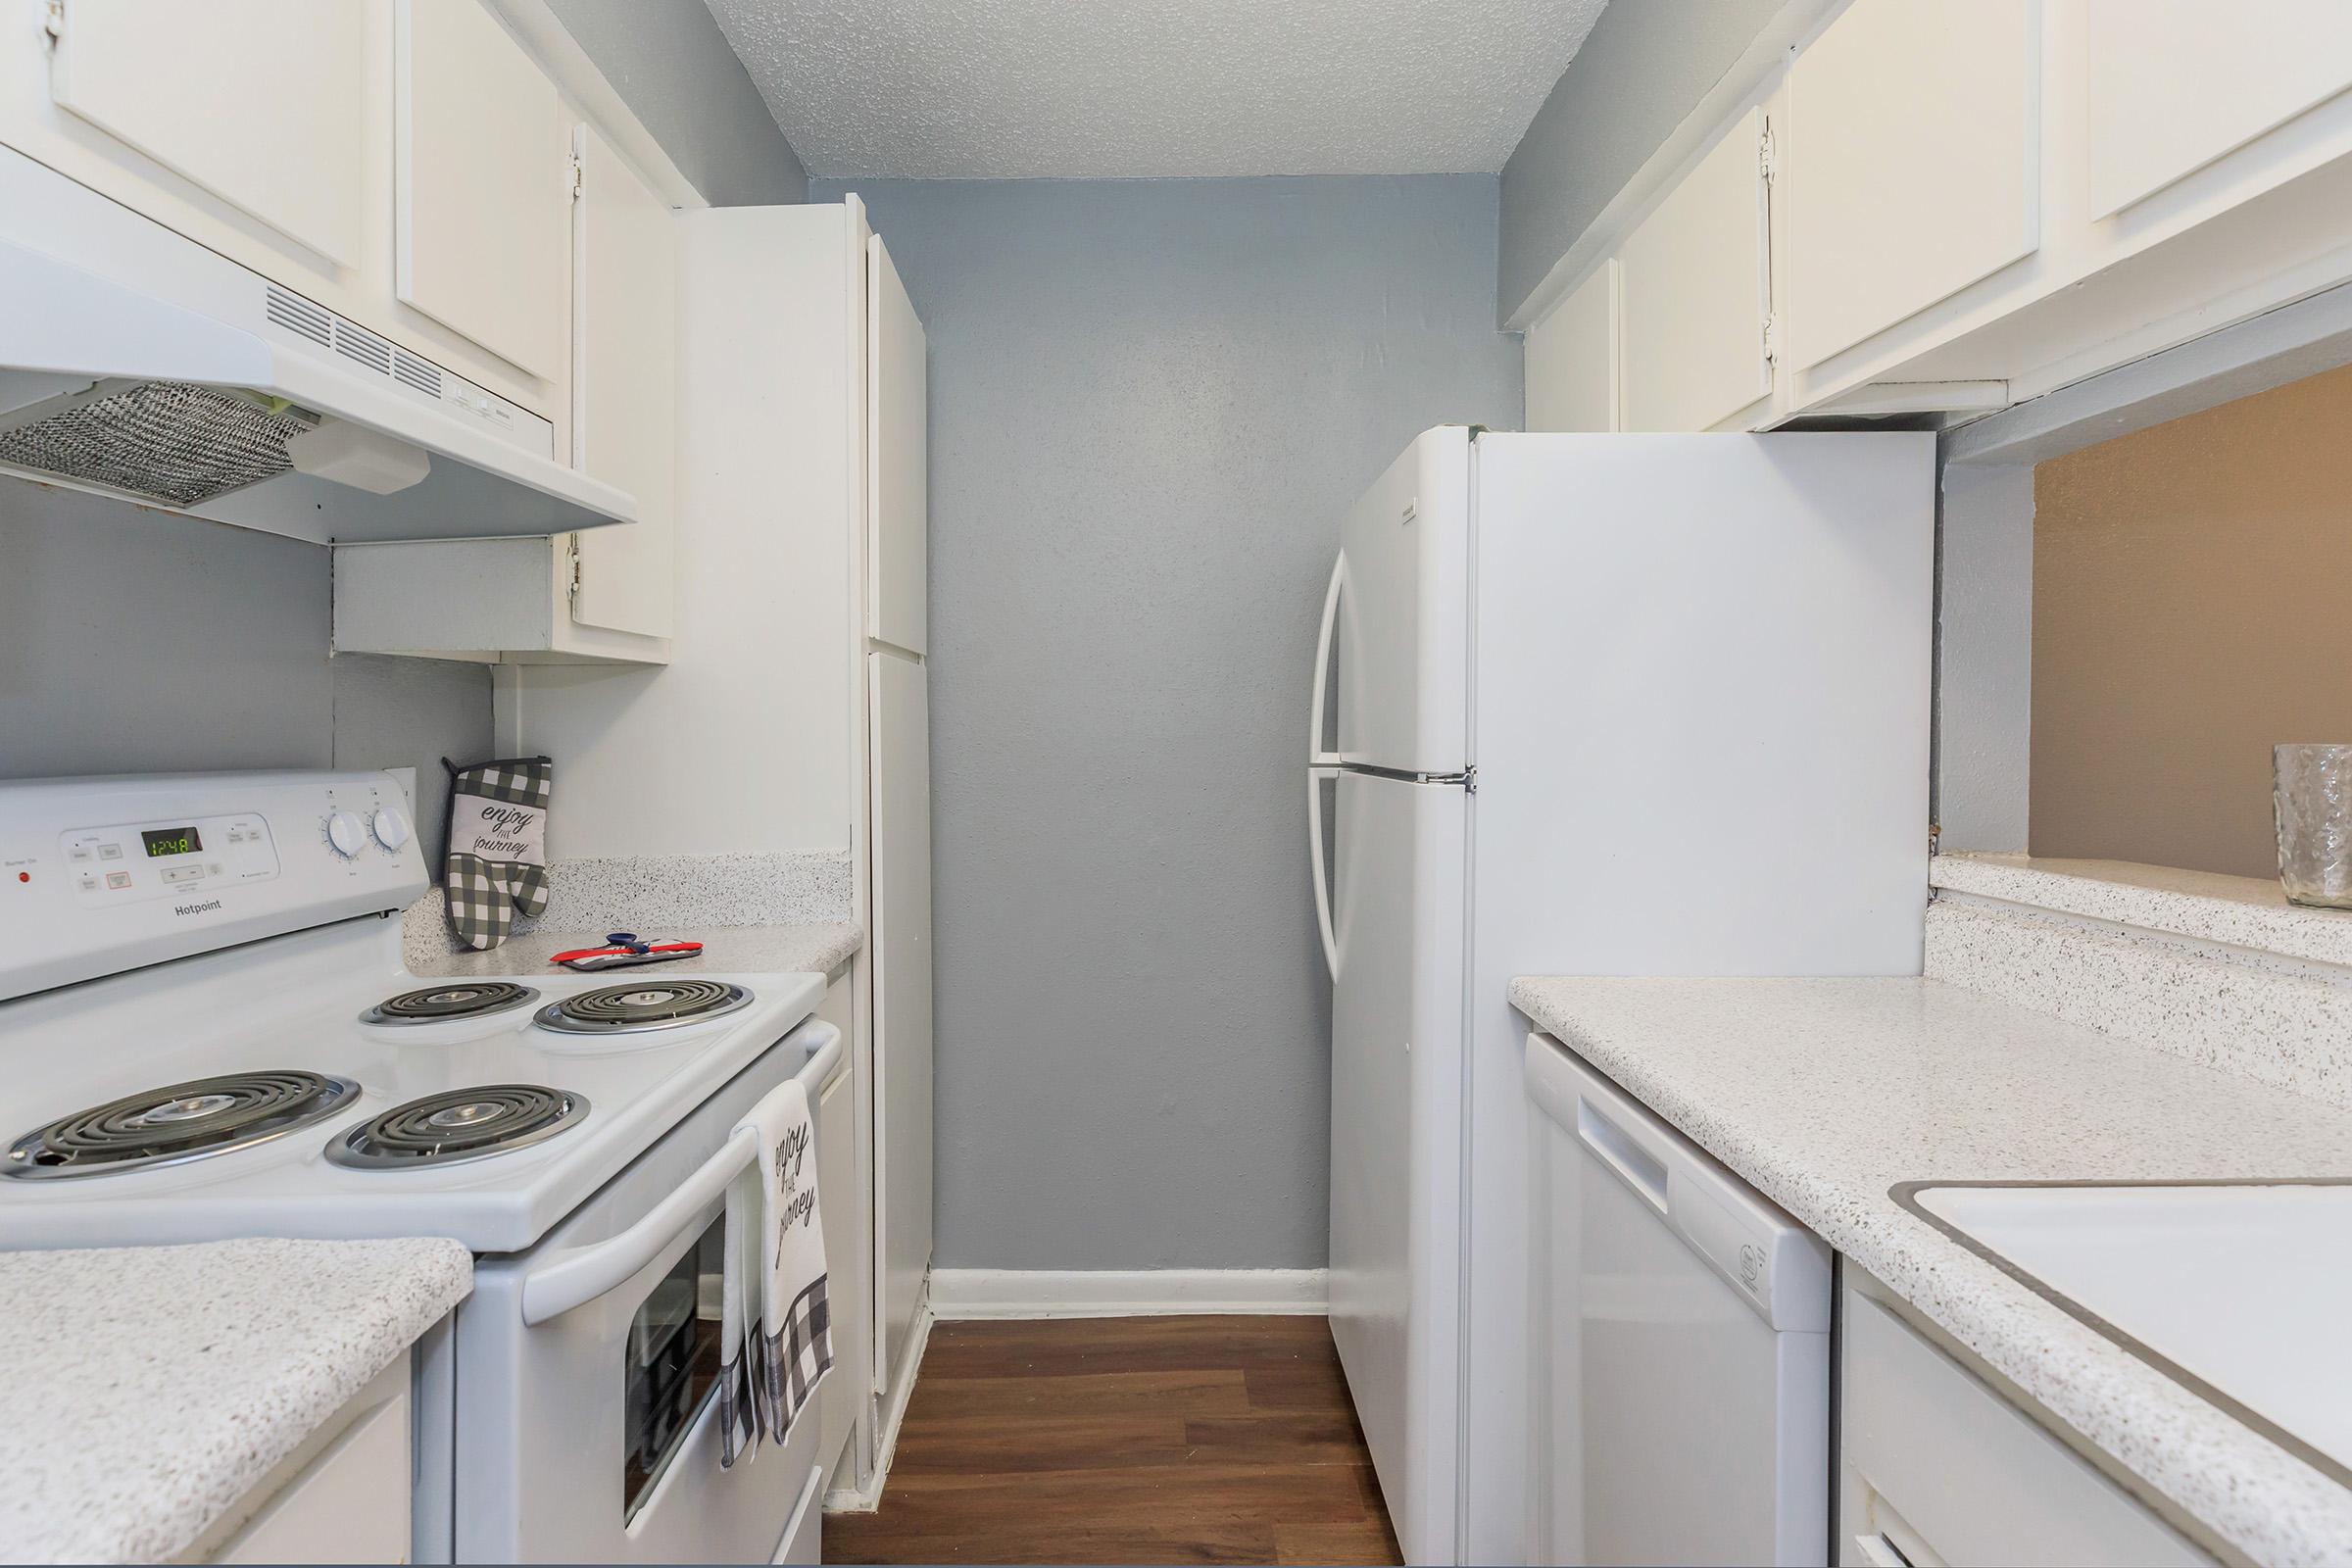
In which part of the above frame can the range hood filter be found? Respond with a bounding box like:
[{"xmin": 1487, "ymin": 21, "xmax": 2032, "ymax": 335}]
[{"xmin": 0, "ymin": 379, "xmax": 317, "ymax": 508}]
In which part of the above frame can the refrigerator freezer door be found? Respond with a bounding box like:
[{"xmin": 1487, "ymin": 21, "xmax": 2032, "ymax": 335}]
[
  {"xmin": 1315, "ymin": 427, "xmax": 1473, "ymax": 775},
  {"xmin": 1326, "ymin": 768, "xmax": 1466, "ymax": 1567}
]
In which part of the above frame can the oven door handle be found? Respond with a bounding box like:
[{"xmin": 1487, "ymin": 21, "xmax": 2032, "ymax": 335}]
[{"xmin": 518, "ymin": 1020, "xmax": 843, "ymax": 1326}]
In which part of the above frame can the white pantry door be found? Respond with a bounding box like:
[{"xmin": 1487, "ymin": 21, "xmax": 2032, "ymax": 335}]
[
  {"xmin": 868, "ymin": 649, "xmax": 933, "ymax": 1394},
  {"xmin": 866, "ymin": 234, "xmax": 928, "ymax": 656}
]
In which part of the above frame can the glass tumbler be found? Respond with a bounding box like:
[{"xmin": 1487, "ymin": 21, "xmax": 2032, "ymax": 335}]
[{"xmin": 2274, "ymin": 744, "xmax": 2352, "ymax": 907}]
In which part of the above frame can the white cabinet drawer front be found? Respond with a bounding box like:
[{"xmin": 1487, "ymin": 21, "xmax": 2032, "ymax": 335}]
[
  {"xmin": 1841, "ymin": 1284, "xmax": 2210, "ymax": 1567},
  {"xmin": 2081, "ymin": 0, "xmax": 2352, "ymax": 219},
  {"xmin": 1619, "ymin": 108, "xmax": 1771, "ymax": 432},
  {"xmin": 1786, "ymin": 0, "xmax": 2039, "ymax": 372},
  {"xmin": 49, "ymin": 0, "xmax": 366, "ymax": 267},
  {"xmin": 395, "ymin": 0, "xmax": 566, "ymax": 379}
]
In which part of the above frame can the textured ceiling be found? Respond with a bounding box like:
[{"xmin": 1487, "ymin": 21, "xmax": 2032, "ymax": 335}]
[{"xmin": 704, "ymin": 0, "xmax": 1610, "ymax": 179}]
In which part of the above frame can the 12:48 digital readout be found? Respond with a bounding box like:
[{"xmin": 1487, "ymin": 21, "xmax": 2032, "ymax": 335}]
[{"xmin": 139, "ymin": 826, "xmax": 202, "ymax": 858}]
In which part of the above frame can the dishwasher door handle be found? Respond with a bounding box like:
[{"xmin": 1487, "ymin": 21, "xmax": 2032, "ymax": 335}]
[{"xmin": 1576, "ymin": 1093, "xmax": 1670, "ymax": 1215}]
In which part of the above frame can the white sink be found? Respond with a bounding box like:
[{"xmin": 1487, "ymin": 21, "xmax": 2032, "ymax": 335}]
[{"xmin": 1904, "ymin": 1182, "xmax": 2352, "ymax": 1480}]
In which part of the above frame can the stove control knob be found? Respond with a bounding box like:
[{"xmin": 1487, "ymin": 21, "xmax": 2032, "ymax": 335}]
[
  {"xmin": 371, "ymin": 808, "xmax": 412, "ymax": 853},
  {"xmin": 325, "ymin": 810, "xmax": 366, "ymax": 859}
]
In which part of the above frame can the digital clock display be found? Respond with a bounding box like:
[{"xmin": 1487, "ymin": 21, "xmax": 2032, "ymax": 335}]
[{"xmin": 140, "ymin": 826, "xmax": 202, "ymax": 858}]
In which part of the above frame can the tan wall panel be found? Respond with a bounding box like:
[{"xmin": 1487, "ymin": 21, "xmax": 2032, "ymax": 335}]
[{"xmin": 2032, "ymin": 362, "xmax": 2352, "ymax": 877}]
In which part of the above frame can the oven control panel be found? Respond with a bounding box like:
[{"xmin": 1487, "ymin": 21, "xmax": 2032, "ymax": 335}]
[
  {"xmin": 59, "ymin": 811, "xmax": 280, "ymax": 907},
  {"xmin": 0, "ymin": 771, "xmax": 428, "ymax": 1002}
]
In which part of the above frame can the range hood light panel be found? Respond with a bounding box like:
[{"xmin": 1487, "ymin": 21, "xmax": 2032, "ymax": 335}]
[{"xmin": 286, "ymin": 416, "xmax": 432, "ymax": 496}]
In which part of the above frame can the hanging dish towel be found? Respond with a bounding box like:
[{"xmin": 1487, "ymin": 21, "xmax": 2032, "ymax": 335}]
[
  {"xmin": 441, "ymin": 755, "xmax": 553, "ymax": 952},
  {"xmin": 718, "ymin": 1076, "xmax": 832, "ymax": 1468}
]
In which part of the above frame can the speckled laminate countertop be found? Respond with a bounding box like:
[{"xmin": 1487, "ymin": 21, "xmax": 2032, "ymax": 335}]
[
  {"xmin": 0, "ymin": 1237, "xmax": 471, "ymax": 1564},
  {"xmin": 408, "ymin": 921, "xmax": 863, "ymax": 980},
  {"xmin": 1509, "ymin": 975, "xmax": 2352, "ymax": 1568}
]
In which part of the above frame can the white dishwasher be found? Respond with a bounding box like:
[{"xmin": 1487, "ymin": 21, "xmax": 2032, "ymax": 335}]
[{"xmin": 1525, "ymin": 1030, "xmax": 1833, "ymax": 1566}]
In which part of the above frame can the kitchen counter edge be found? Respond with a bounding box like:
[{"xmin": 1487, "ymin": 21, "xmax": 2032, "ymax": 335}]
[
  {"xmin": 1509, "ymin": 973, "xmax": 2352, "ymax": 1568},
  {"xmin": 0, "ymin": 1236, "xmax": 472, "ymax": 1563}
]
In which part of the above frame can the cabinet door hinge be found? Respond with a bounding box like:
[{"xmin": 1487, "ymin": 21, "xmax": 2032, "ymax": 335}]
[
  {"xmin": 1758, "ymin": 120, "xmax": 1777, "ymax": 182},
  {"xmin": 567, "ymin": 153, "xmax": 584, "ymax": 202},
  {"xmin": 1762, "ymin": 311, "xmax": 1780, "ymax": 367},
  {"xmin": 43, "ymin": 0, "xmax": 64, "ymax": 43},
  {"xmin": 566, "ymin": 536, "xmax": 583, "ymax": 601}
]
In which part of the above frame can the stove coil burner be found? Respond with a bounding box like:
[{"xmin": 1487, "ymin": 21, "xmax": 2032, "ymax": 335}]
[
  {"xmin": 326, "ymin": 1085, "xmax": 588, "ymax": 1170},
  {"xmin": 536, "ymin": 979, "xmax": 753, "ymax": 1036},
  {"xmin": 360, "ymin": 981, "xmax": 541, "ymax": 1027},
  {"xmin": 4, "ymin": 1070, "xmax": 361, "ymax": 1180}
]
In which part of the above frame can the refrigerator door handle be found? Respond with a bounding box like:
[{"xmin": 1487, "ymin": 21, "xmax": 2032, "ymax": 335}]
[
  {"xmin": 1309, "ymin": 552, "xmax": 1346, "ymax": 767},
  {"xmin": 1307, "ymin": 765, "xmax": 1340, "ymax": 982}
]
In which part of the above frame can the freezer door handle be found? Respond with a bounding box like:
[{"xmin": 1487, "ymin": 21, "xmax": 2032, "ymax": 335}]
[
  {"xmin": 1307, "ymin": 766, "xmax": 1340, "ymax": 982},
  {"xmin": 1308, "ymin": 553, "xmax": 1346, "ymax": 768}
]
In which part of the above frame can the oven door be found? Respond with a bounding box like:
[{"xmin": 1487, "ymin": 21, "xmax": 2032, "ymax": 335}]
[{"xmin": 452, "ymin": 1020, "xmax": 838, "ymax": 1564}]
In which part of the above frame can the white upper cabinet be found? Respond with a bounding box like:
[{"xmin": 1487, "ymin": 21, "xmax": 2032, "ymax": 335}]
[
  {"xmin": 1620, "ymin": 109, "xmax": 1771, "ymax": 432},
  {"xmin": 1516, "ymin": 0, "xmax": 2352, "ymax": 423},
  {"xmin": 570, "ymin": 124, "xmax": 676, "ymax": 641},
  {"xmin": 1785, "ymin": 0, "xmax": 2039, "ymax": 373},
  {"xmin": 395, "ymin": 0, "xmax": 567, "ymax": 379},
  {"xmin": 1524, "ymin": 258, "xmax": 1619, "ymax": 433},
  {"xmin": 2081, "ymin": 0, "xmax": 2352, "ymax": 218},
  {"xmin": 867, "ymin": 235, "xmax": 928, "ymax": 656},
  {"xmin": 47, "ymin": 0, "xmax": 365, "ymax": 267}
]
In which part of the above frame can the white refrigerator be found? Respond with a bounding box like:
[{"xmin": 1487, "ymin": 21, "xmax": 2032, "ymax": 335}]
[{"xmin": 1308, "ymin": 428, "xmax": 1934, "ymax": 1565}]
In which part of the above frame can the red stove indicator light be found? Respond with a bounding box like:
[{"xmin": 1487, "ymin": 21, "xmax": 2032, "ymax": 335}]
[{"xmin": 15, "ymin": 872, "xmax": 27, "ymax": 883}]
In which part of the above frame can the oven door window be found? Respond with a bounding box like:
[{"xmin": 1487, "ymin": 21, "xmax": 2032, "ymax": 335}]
[{"xmin": 624, "ymin": 1214, "xmax": 726, "ymax": 1520}]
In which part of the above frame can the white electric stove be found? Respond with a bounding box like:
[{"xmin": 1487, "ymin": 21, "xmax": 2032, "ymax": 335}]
[{"xmin": 0, "ymin": 771, "xmax": 839, "ymax": 1563}]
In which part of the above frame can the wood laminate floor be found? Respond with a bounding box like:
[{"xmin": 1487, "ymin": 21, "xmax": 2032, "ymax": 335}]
[{"xmin": 824, "ymin": 1315, "xmax": 1402, "ymax": 1566}]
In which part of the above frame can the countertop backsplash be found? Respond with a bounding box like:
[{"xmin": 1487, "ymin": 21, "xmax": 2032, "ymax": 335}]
[
  {"xmin": 402, "ymin": 849, "xmax": 855, "ymax": 966},
  {"xmin": 1928, "ymin": 852, "xmax": 2352, "ymax": 1110}
]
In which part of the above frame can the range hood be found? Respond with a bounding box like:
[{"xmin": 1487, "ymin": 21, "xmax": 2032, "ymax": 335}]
[{"xmin": 0, "ymin": 176, "xmax": 635, "ymax": 546}]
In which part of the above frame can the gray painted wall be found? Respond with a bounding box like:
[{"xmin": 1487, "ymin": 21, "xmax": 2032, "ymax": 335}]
[
  {"xmin": 1933, "ymin": 460, "xmax": 2033, "ymax": 851},
  {"xmin": 551, "ymin": 0, "xmax": 808, "ymax": 205},
  {"xmin": 1497, "ymin": 0, "xmax": 1785, "ymax": 322},
  {"xmin": 0, "ymin": 484, "xmax": 489, "ymax": 865},
  {"xmin": 810, "ymin": 175, "xmax": 1522, "ymax": 1269}
]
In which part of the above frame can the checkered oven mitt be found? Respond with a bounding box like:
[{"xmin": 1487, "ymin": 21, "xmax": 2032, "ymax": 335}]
[{"xmin": 441, "ymin": 755, "xmax": 552, "ymax": 952}]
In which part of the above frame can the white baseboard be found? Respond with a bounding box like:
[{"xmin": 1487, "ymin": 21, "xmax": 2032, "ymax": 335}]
[{"xmin": 928, "ymin": 1267, "xmax": 1329, "ymax": 1319}]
